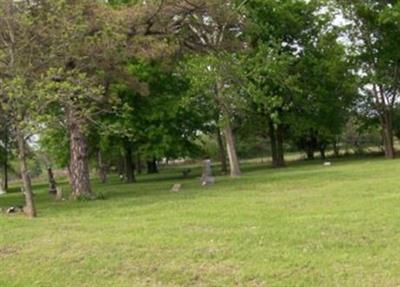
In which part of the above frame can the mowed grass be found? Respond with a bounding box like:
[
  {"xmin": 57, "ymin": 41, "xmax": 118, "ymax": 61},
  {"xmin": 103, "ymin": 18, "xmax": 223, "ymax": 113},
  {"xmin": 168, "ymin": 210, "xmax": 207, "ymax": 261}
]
[{"xmin": 1, "ymin": 157, "xmax": 400, "ymax": 287}]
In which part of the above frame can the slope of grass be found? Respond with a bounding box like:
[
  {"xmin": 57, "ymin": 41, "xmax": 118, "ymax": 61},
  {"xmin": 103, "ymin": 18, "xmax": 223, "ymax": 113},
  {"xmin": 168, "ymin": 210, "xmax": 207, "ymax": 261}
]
[{"xmin": 1, "ymin": 157, "xmax": 400, "ymax": 286}]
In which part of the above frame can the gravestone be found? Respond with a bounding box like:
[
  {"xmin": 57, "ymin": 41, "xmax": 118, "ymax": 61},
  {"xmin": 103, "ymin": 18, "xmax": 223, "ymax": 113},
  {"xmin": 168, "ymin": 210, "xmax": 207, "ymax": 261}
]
[
  {"xmin": 170, "ymin": 183, "xmax": 182, "ymax": 193},
  {"xmin": 201, "ymin": 159, "xmax": 215, "ymax": 186}
]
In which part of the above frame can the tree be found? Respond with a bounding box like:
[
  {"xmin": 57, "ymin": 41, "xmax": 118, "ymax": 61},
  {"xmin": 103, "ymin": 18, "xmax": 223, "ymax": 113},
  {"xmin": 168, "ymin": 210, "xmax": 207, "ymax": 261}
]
[
  {"xmin": 0, "ymin": 0, "xmax": 53, "ymax": 217},
  {"xmin": 245, "ymin": 0, "xmax": 321, "ymax": 166},
  {"xmin": 174, "ymin": 1, "xmax": 246, "ymax": 177},
  {"xmin": 290, "ymin": 31, "xmax": 358, "ymax": 160},
  {"xmin": 338, "ymin": 1, "xmax": 400, "ymax": 158}
]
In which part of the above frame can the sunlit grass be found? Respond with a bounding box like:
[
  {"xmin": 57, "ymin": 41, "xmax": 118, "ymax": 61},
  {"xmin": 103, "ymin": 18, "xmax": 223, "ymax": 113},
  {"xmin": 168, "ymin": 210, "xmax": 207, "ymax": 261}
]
[{"xmin": 1, "ymin": 157, "xmax": 400, "ymax": 286}]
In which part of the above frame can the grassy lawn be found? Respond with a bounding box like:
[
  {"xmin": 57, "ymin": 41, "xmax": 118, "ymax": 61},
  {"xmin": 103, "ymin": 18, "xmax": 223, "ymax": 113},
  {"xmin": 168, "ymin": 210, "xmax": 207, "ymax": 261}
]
[{"xmin": 1, "ymin": 157, "xmax": 400, "ymax": 286}]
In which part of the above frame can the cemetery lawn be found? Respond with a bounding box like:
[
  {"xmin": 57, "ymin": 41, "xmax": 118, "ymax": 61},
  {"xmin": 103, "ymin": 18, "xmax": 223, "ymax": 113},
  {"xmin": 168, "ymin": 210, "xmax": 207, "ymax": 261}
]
[{"xmin": 2, "ymin": 157, "xmax": 400, "ymax": 287}]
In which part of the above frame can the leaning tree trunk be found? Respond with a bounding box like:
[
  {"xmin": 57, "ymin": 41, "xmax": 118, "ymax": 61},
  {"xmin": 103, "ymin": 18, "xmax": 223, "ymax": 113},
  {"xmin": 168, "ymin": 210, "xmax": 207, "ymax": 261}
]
[
  {"xmin": 124, "ymin": 142, "xmax": 136, "ymax": 183},
  {"xmin": 223, "ymin": 120, "xmax": 241, "ymax": 177},
  {"xmin": 380, "ymin": 111, "xmax": 395, "ymax": 159},
  {"xmin": 216, "ymin": 126, "xmax": 228, "ymax": 173},
  {"xmin": 16, "ymin": 131, "xmax": 36, "ymax": 218},
  {"xmin": 68, "ymin": 113, "xmax": 92, "ymax": 198}
]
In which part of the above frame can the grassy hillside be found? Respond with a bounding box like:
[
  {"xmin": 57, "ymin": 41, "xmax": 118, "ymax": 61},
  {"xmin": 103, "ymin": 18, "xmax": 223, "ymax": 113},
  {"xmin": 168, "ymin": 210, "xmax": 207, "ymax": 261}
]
[{"xmin": 1, "ymin": 157, "xmax": 400, "ymax": 286}]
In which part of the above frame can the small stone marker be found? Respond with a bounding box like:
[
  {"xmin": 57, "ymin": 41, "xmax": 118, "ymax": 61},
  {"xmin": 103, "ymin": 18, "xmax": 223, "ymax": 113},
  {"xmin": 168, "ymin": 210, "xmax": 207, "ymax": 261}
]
[
  {"xmin": 6, "ymin": 206, "xmax": 24, "ymax": 214},
  {"xmin": 171, "ymin": 183, "xmax": 182, "ymax": 193},
  {"xmin": 201, "ymin": 158, "xmax": 215, "ymax": 186},
  {"xmin": 323, "ymin": 162, "xmax": 332, "ymax": 166}
]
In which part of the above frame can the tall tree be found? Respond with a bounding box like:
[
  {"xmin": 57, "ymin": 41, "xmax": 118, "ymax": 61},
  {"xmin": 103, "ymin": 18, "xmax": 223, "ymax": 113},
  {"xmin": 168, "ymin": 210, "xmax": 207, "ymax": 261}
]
[
  {"xmin": 338, "ymin": 1, "xmax": 400, "ymax": 158},
  {"xmin": 175, "ymin": 1, "xmax": 246, "ymax": 177}
]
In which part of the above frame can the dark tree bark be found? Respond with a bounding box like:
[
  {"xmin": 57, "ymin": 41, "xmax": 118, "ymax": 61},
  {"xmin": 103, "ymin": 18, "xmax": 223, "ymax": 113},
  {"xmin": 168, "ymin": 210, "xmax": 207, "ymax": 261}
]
[
  {"xmin": 269, "ymin": 121, "xmax": 278, "ymax": 167},
  {"xmin": 379, "ymin": 111, "xmax": 395, "ymax": 159},
  {"xmin": 97, "ymin": 150, "xmax": 108, "ymax": 184},
  {"xmin": 147, "ymin": 156, "xmax": 158, "ymax": 174},
  {"xmin": 67, "ymin": 111, "xmax": 92, "ymax": 197},
  {"xmin": 320, "ymin": 146, "xmax": 326, "ymax": 160},
  {"xmin": 47, "ymin": 167, "xmax": 57, "ymax": 195},
  {"xmin": 269, "ymin": 122, "xmax": 285, "ymax": 167},
  {"xmin": 305, "ymin": 132, "xmax": 317, "ymax": 160},
  {"xmin": 136, "ymin": 154, "xmax": 142, "ymax": 174},
  {"xmin": 306, "ymin": 145, "xmax": 315, "ymax": 160},
  {"xmin": 276, "ymin": 124, "xmax": 285, "ymax": 167},
  {"xmin": 117, "ymin": 155, "xmax": 125, "ymax": 177},
  {"xmin": 333, "ymin": 140, "xmax": 340, "ymax": 158},
  {"xmin": 16, "ymin": 131, "xmax": 36, "ymax": 218},
  {"xmin": 216, "ymin": 126, "xmax": 228, "ymax": 173},
  {"xmin": 124, "ymin": 142, "xmax": 136, "ymax": 183}
]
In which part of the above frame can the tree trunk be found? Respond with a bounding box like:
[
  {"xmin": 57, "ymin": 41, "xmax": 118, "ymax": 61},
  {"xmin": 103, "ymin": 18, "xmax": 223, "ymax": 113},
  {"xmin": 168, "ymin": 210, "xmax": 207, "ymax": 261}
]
[
  {"xmin": 3, "ymin": 126, "xmax": 8, "ymax": 191},
  {"xmin": 333, "ymin": 140, "xmax": 340, "ymax": 158},
  {"xmin": 117, "ymin": 155, "xmax": 125, "ymax": 177},
  {"xmin": 0, "ymin": 178, "xmax": 4, "ymax": 194},
  {"xmin": 223, "ymin": 120, "xmax": 241, "ymax": 177},
  {"xmin": 214, "ymin": 80, "xmax": 241, "ymax": 177},
  {"xmin": 305, "ymin": 132, "xmax": 317, "ymax": 160},
  {"xmin": 47, "ymin": 167, "xmax": 57, "ymax": 195},
  {"xmin": 268, "ymin": 121, "xmax": 278, "ymax": 167},
  {"xmin": 16, "ymin": 131, "xmax": 36, "ymax": 218},
  {"xmin": 275, "ymin": 124, "xmax": 285, "ymax": 167},
  {"xmin": 216, "ymin": 126, "xmax": 228, "ymax": 173},
  {"xmin": 306, "ymin": 147, "xmax": 315, "ymax": 160},
  {"xmin": 68, "ymin": 113, "xmax": 92, "ymax": 197},
  {"xmin": 97, "ymin": 150, "xmax": 108, "ymax": 184},
  {"xmin": 380, "ymin": 111, "xmax": 395, "ymax": 159},
  {"xmin": 320, "ymin": 147, "xmax": 326, "ymax": 160},
  {"xmin": 147, "ymin": 157, "xmax": 158, "ymax": 174},
  {"xmin": 137, "ymin": 154, "xmax": 142, "ymax": 174},
  {"xmin": 124, "ymin": 142, "xmax": 136, "ymax": 183}
]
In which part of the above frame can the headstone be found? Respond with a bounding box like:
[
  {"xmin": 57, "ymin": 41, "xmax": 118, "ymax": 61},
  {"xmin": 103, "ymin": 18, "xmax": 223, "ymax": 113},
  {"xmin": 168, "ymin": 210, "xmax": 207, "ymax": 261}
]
[
  {"xmin": 201, "ymin": 159, "xmax": 215, "ymax": 186},
  {"xmin": 323, "ymin": 162, "xmax": 332, "ymax": 166},
  {"xmin": 6, "ymin": 206, "xmax": 24, "ymax": 214},
  {"xmin": 170, "ymin": 183, "xmax": 182, "ymax": 193}
]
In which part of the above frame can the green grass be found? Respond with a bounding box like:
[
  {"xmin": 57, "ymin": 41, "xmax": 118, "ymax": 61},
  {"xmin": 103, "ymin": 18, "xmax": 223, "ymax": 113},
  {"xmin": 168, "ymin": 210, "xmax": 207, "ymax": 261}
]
[{"xmin": 1, "ymin": 157, "xmax": 400, "ymax": 286}]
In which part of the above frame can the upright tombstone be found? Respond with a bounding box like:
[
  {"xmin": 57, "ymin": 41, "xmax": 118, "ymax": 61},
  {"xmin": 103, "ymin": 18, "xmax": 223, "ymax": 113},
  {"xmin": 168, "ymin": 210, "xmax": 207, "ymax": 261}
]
[{"xmin": 201, "ymin": 158, "xmax": 215, "ymax": 186}]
